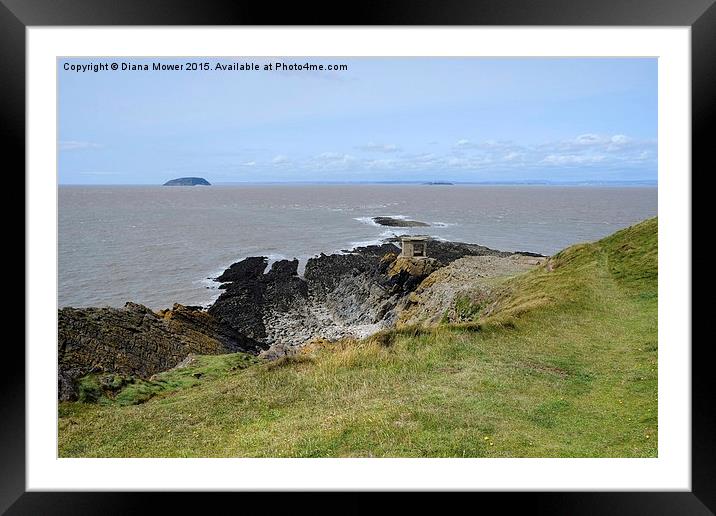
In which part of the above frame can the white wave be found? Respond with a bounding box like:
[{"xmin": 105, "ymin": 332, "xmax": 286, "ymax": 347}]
[
  {"xmin": 191, "ymin": 266, "xmax": 230, "ymax": 308},
  {"xmin": 194, "ymin": 266, "xmax": 229, "ymax": 286},
  {"xmin": 353, "ymin": 216, "xmax": 380, "ymax": 227},
  {"xmin": 347, "ymin": 238, "xmax": 384, "ymax": 249},
  {"xmin": 354, "ymin": 214, "xmax": 414, "ymax": 227},
  {"xmin": 348, "ymin": 230, "xmax": 399, "ymax": 249}
]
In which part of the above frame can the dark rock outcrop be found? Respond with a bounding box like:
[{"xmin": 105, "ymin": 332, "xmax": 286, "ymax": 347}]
[
  {"xmin": 58, "ymin": 302, "xmax": 249, "ymax": 400},
  {"xmin": 208, "ymin": 258, "xmax": 307, "ymax": 346},
  {"xmin": 215, "ymin": 256, "xmax": 267, "ymax": 282},
  {"xmin": 372, "ymin": 216, "xmax": 430, "ymax": 227},
  {"xmin": 163, "ymin": 177, "xmax": 211, "ymax": 186},
  {"xmin": 208, "ymin": 239, "xmax": 513, "ymax": 355}
]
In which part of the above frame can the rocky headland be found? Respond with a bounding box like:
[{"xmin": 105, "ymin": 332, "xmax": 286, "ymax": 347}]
[{"xmin": 57, "ymin": 237, "xmax": 546, "ymax": 400}]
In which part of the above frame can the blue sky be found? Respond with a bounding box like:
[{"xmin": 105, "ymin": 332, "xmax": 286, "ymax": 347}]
[{"xmin": 58, "ymin": 57, "xmax": 657, "ymax": 184}]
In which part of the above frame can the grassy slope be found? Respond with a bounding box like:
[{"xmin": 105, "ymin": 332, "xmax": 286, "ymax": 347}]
[{"xmin": 58, "ymin": 218, "xmax": 657, "ymax": 458}]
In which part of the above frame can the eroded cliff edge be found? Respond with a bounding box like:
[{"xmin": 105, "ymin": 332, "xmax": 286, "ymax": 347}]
[{"xmin": 58, "ymin": 238, "xmax": 543, "ymax": 400}]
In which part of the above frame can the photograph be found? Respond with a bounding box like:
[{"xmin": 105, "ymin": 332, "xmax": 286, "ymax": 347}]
[
  {"xmin": 56, "ymin": 56, "xmax": 659, "ymax": 459},
  {"xmin": 0, "ymin": 0, "xmax": 709, "ymax": 505}
]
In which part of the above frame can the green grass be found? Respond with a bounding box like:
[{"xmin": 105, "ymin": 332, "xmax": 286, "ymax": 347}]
[
  {"xmin": 68, "ymin": 353, "xmax": 260, "ymax": 407},
  {"xmin": 449, "ymin": 295, "xmax": 486, "ymax": 323},
  {"xmin": 58, "ymin": 218, "xmax": 657, "ymax": 458}
]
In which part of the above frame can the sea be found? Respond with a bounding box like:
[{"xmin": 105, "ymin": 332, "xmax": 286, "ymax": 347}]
[{"xmin": 58, "ymin": 184, "xmax": 658, "ymax": 310}]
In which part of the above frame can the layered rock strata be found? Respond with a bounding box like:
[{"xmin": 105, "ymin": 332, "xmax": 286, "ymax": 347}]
[{"xmin": 58, "ymin": 302, "xmax": 247, "ymax": 400}]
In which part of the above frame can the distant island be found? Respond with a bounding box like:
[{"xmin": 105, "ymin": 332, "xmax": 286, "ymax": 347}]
[
  {"xmin": 163, "ymin": 177, "xmax": 211, "ymax": 186},
  {"xmin": 424, "ymin": 181, "xmax": 454, "ymax": 185}
]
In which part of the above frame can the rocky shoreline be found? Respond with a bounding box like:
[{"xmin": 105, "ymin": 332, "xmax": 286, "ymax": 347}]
[{"xmin": 58, "ymin": 236, "xmax": 546, "ymax": 401}]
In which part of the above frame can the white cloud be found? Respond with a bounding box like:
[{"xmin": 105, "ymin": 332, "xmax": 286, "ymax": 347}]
[
  {"xmin": 59, "ymin": 140, "xmax": 102, "ymax": 151},
  {"xmin": 638, "ymin": 150, "xmax": 651, "ymax": 160},
  {"xmin": 305, "ymin": 152, "xmax": 358, "ymax": 171},
  {"xmin": 255, "ymin": 132, "xmax": 654, "ymax": 175},
  {"xmin": 446, "ymin": 157, "xmax": 467, "ymax": 166},
  {"xmin": 454, "ymin": 139, "xmax": 515, "ymax": 151},
  {"xmin": 542, "ymin": 154, "xmax": 606, "ymax": 165},
  {"xmin": 611, "ymin": 134, "xmax": 630, "ymax": 144},
  {"xmin": 318, "ymin": 152, "xmax": 352, "ymax": 160},
  {"xmin": 365, "ymin": 158, "xmax": 398, "ymax": 170},
  {"xmin": 316, "ymin": 152, "xmax": 356, "ymax": 164},
  {"xmin": 441, "ymin": 155, "xmax": 492, "ymax": 169},
  {"xmin": 575, "ymin": 134, "xmax": 603, "ymax": 145},
  {"xmin": 355, "ymin": 142, "xmax": 400, "ymax": 152},
  {"xmin": 241, "ymin": 161, "xmax": 256, "ymax": 167}
]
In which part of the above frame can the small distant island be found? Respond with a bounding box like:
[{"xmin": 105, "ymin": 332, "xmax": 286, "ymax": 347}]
[
  {"xmin": 424, "ymin": 181, "xmax": 454, "ymax": 185},
  {"xmin": 163, "ymin": 177, "xmax": 211, "ymax": 186}
]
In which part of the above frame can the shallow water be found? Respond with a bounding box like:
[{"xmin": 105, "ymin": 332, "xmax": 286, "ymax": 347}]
[{"xmin": 59, "ymin": 184, "xmax": 657, "ymax": 310}]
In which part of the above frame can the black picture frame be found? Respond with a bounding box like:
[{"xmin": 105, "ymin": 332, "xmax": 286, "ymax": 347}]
[{"xmin": 3, "ymin": 0, "xmax": 712, "ymax": 513}]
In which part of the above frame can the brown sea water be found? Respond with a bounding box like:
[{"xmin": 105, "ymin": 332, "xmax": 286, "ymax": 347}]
[{"xmin": 58, "ymin": 184, "xmax": 657, "ymax": 310}]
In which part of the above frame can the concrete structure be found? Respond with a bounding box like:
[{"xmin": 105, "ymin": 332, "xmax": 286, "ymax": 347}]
[{"xmin": 400, "ymin": 236, "xmax": 428, "ymax": 258}]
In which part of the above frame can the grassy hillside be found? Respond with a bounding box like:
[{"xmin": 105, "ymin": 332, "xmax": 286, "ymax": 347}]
[{"xmin": 58, "ymin": 218, "xmax": 658, "ymax": 458}]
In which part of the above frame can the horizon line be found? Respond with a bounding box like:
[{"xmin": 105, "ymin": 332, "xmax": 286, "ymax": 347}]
[{"xmin": 58, "ymin": 179, "xmax": 658, "ymax": 186}]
